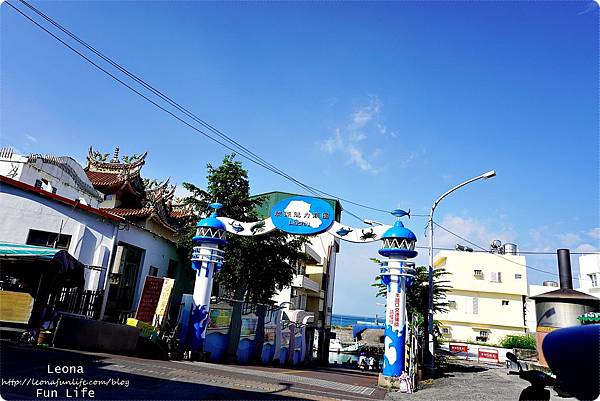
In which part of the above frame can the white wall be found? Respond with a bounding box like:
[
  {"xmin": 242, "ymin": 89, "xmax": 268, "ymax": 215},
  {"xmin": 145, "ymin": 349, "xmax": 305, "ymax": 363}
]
[
  {"xmin": 578, "ymin": 254, "xmax": 600, "ymax": 296},
  {"xmin": 0, "ymin": 151, "xmax": 101, "ymax": 207},
  {"xmin": 0, "ymin": 184, "xmax": 117, "ymax": 291},
  {"xmin": 116, "ymin": 223, "xmax": 180, "ymax": 310}
]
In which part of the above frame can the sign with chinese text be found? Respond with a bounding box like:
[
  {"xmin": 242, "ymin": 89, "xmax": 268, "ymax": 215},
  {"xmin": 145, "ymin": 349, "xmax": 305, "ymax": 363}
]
[
  {"xmin": 270, "ymin": 196, "xmax": 335, "ymax": 235},
  {"xmin": 135, "ymin": 276, "xmax": 175, "ymax": 326},
  {"xmin": 136, "ymin": 276, "xmax": 164, "ymax": 323}
]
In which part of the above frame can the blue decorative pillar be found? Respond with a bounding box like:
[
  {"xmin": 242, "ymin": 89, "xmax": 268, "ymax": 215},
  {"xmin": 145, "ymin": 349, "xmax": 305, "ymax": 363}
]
[
  {"xmin": 378, "ymin": 216, "xmax": 417, "ymax": 388},
  {"xmin": 189, "ymin": 203, "xmax": 226, "ymax": 353}
]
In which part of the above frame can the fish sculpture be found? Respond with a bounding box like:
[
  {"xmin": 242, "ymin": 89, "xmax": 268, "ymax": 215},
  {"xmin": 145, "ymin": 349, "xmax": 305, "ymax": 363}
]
[
  {"xmin": 250, "ymin": 221, "xmax": 266, "ymax": 234},
  {"xmin": 229, "ymin": 221, "xmax": 244, "ymax": 233},
  {"xmin": 336, "ymin": 227, "xmax": 353, "ymax": 237},
  {"xmin": 391, "ymin": 209, "xmax": 410, "ymax": 219},
  {"xmin": 360, "ymin": 228, "xmax": 377, "ymax": 241}
]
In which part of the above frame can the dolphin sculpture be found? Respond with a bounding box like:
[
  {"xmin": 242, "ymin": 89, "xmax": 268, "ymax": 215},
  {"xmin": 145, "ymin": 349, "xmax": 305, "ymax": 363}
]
[
  {"xmin": 391, "ymin": 209, "xmax": 410, "ymax": 219},
  {"xmin": 336, "ymin": 227, "xmax": 353, "ymax": 237},
  {"xmin": 229, "ymin": 221, "xmax": 244, "ymax": 233}
]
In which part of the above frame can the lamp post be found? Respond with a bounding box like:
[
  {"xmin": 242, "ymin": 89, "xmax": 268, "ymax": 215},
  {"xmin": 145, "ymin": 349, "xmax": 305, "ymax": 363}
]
[{"xmin": 424, "ymin": 170, "xmax": 496, "ymax": 376}]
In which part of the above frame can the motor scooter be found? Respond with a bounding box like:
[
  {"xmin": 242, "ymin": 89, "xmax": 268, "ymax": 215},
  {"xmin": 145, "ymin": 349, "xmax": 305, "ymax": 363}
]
[{"xmin": 506, "ymin": 352, "xmax": 556, "ymax": 401}]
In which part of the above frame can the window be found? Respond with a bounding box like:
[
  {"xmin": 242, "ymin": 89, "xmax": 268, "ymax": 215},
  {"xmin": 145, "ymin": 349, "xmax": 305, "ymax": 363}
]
[
  {"xmin": 34, "ymin": 179, "xmax": 43, "ymax": 189},
  {"xmin": 448, "ymin": 300, "xmax": 457, "ymax": 309},
  {"xmin": 502, "ymin": 300, "xmax": 509, "ymax": 306},
  {"xmin": 26, "ymin": 229, "xmax": 71, "ymax": 250},
  {"xmin": 474, "ymin": 269, "xmax": 483, "ymax": 278},
  {"xmin": 148, "ymin": 266, "xmax": 159, "ymax": 276},
  {"xmin": 167, "ymin": 259, "xmax": 177, "ymax": 279},
  {"xmin": 476, "ymin": 330, "xmax": 489, "ymax": 342},
  {"xmin": 589, "ymin": 274, "xmax": 598, "ymax": 288},
  {"xmin": 515, "ymin": 274, "xmax": 522, "ymax": 279},
  {"xmin": 51, "ymin": 187, "xmax": 57, "ymax": 194},
  {"xmin": 473, "ymin": 297, "xmax": 479, "ymax": 315},
  {"xmin": 491, "ymin": 272, "xmax": 502, "ymax": 283},
  {"xmin": 441, "ymin": 327, "xmax": 450, "ymax": 335}
]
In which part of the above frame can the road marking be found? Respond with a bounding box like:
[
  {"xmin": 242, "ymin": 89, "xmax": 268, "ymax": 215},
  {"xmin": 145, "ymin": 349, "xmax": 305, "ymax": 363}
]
[{"xmin": 172, "ymin": 361, "xmax": 376, "ymax": 396}]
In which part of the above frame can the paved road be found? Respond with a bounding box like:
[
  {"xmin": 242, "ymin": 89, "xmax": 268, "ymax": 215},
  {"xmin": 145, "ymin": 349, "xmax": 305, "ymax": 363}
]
[
  {"xmin": 1, "ymin": 342, "xmax": 570, "ymax": 401},
  {"xmin": 387, "ymin": 359, "xmax": 567, "ymax": 401},
  {"xmin": 0, "ymin": 341, "xmax": 385, "ymax": 400}
]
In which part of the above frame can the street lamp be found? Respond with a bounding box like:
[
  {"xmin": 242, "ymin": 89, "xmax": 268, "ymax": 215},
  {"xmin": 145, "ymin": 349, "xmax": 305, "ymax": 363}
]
[{"xmin": 424, "ymin": 170, "xmax": 496, "ymax": 375}]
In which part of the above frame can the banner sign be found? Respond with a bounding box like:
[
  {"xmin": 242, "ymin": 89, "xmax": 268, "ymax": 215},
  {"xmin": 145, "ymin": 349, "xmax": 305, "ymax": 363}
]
[
  {"xmin": 241, "ymin": 316, "xmax": 258, "ymax": 337},
  {"xmin": 270, "ymin": 196, "xmax": 335, "ymax": 235},
  {"xmin": 209, "ymin": 308, "xmax": 232, "ymax": 330}
]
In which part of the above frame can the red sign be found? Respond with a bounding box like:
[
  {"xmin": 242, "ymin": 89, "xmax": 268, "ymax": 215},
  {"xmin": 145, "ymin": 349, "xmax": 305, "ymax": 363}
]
[
  {"xmin": 135, "ymin": 276, "xmax": 164, "ymax": 323},
  {"xmin": 478, "ymin": 348, "xmax": 499, "ymax": 364},
  {"xmin": 450, "ymin": 344, "xmax": 468, "ymax": 353}
]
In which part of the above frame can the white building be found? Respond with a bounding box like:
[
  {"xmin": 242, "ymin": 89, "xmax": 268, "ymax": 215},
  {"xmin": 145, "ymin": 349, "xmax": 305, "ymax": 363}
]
[
  {"xmin": 434, "ymin": 246, "xmax": 529, "ymax": 344},
  {"xmin": 0, "ymin": 174, "xmax": 119, "ymax": 292},
  {"xmin": 0, "ymin": 148, "xmax": 102, "ymax": 207},
  {"xmin": 577, "ymin": 254, "xmax": 600, "ymax": 297},
  {"xmin": 0, "ymin": 147, "xmax": 189, "ymax": 322}
]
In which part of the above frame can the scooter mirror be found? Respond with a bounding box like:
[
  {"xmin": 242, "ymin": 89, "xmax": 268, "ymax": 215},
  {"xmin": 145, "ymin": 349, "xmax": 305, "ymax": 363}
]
[
  {"xmin": 506, "ymin": 352, "xmax": 518, "ymax": 363},
  {"xmin": 506, "ymin": 352, "xmax": 519, "ymax": 365}
]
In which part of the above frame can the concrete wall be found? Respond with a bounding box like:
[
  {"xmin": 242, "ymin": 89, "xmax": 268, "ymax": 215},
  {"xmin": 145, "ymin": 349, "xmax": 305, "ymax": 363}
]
[{"xmin": 0, "ymin": 184, "xmax": 116, "ymax": 291}]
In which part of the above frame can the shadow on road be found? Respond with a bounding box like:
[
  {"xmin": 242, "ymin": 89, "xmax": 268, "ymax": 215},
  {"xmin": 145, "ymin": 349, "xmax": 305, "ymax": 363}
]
[
  {"xmin": 0, "ymin": 341, "xmax": 311, "ymax": 400},
  {"xmin": 435, "ymin": 361, "xmax": 489, "ymax": 378}
]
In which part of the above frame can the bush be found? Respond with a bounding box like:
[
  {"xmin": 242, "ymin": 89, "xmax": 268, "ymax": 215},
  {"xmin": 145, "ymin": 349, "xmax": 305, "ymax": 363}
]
[{"xmin": 499, "ymin": 334, "xmax": 536, "ymax": 350}]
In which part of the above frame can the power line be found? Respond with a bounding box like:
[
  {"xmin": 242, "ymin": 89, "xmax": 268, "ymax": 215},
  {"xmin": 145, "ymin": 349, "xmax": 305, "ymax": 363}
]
[
  {"xmin": 433, "ymin": 222, "xmax": 558, "ymax": 276},
  {"xmin": 9, "ymin": 0, "xmax": 391, "ymax": 220},
  {"xmin": 432, "ymin": 222, "xmax": 594, "ymax": 282}
]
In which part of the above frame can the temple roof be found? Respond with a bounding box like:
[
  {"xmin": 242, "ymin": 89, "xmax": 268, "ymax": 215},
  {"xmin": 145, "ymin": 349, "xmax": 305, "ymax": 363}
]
[
  {"xmin": 85, "ymin": 146, "xmax": 147, "ymax": 174},
  {"xmin": 85, "ymin": 146, "xmax": 186, "ymax": 236}
]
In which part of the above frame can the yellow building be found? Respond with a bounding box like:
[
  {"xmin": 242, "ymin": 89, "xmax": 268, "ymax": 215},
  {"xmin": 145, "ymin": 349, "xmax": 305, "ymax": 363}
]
[{"xmin": 434, "ymin": 248, "xmax": 529, "ymax": 344}]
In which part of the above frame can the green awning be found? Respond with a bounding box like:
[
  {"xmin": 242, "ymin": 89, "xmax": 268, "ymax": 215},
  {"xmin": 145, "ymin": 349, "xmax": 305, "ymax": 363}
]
[{"xmin": 0, "ymin": 242, "xmax": 60, "ymax": 260}]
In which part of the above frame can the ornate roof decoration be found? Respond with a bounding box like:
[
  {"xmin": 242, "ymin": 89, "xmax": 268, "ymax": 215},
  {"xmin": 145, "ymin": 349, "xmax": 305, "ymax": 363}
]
[
  {"xmin": 85, "ymin": 146, "xmax": 187, "ymax": 235},
  {"xmin": 86, "ymin": 146, "xmax": 147, "ymax": 175},
  {"xmin": 143, "ymin": 178, "xmax": 176, "ymax": 207},
  {"xmin": 27, "ymin": 154, "xmax": 102, "ymax": 201}
]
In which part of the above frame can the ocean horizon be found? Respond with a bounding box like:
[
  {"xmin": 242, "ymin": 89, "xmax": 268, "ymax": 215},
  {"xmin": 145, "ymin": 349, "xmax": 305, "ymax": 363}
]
[{"xmin": 331, "ymin": 313, "xmax": 384, "ymax": 327}]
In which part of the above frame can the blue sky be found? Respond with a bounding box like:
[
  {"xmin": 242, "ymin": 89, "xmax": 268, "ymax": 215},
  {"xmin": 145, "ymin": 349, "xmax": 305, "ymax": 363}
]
[{"xmin": 1, "ymin": 1, "xmax": 598, "ymax": 316}]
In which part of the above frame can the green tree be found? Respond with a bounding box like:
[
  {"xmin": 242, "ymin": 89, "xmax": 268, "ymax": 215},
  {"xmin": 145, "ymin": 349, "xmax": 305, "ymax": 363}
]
[{"xmin": 176, "ymin": 154, "xmax": 306, "ymax": 362}]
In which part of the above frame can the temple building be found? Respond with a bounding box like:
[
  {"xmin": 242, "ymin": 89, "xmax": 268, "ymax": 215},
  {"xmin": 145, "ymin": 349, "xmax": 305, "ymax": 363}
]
[
  {"xmin": 84, "ymin": 146, "xmax": 191, "ymax": 322},
  {"xmin": 0, "ymin": 146, "xmax": 192, "ymax": 324}
]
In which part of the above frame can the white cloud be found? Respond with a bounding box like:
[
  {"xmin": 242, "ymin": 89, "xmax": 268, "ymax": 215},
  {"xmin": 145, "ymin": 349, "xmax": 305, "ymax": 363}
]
[
  {"xmin": 575, "ymin": 243, "xmax": 599, "ymax": 253},
  {"xmin": 350, "ymin": 97, "xmax": 380, "ymax": 129},
  {"xmin": 347, "ymin": 145, "xmax": 372, "ymax": 171},
  {"xmin": 587, "ymin": 227, "xmax": 600, "ymax": 240},
  {"xmin": 25, "ymin": 134, "xmax": 37, "ymax": 143},
  {"xmin": 434, "ymin": 214, "xmax": 517, "ymax": 250},
  {"xmin": 320, "ymin": 96, "xmax": 410, "ymax": 172},
  {"xmin": 559, "ymin": 232, "xmax": 582, "ymax": 246},
  {"xmin": 321, "ymin": 128, "xmax": 343, "ymax": 153}
]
